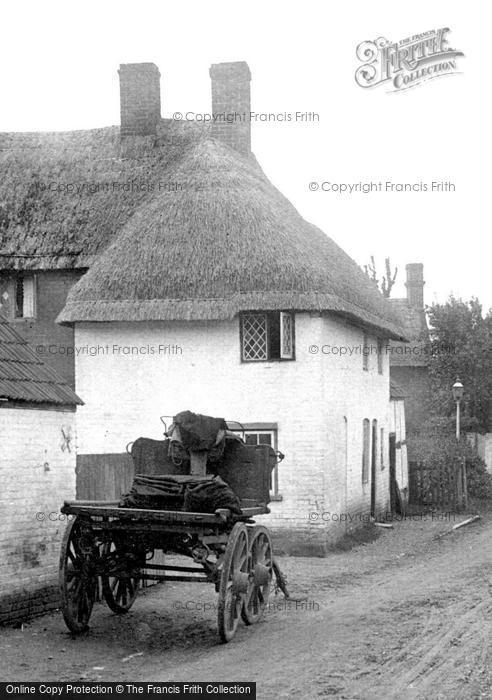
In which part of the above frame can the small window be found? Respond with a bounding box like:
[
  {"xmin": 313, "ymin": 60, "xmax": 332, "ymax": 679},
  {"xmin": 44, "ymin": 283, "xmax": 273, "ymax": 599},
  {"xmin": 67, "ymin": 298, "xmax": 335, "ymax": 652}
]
[
  {"xmin": 362, "ymin": 418, "xmax": 370, "ymax": 482},
  {"xmin": 241, "ymin": 311, "xmax": 295, "ymax": 362},
  {"xmin": 15, "ymin": 273, "xmax": 36, "ymax": 318},
  {"xmin": 280, "ymin": 312, "xmax": 294, "ymax": 359},
  {"xmin": 363, "ymin": 332, "xmax": 369, "ymax": 371},
  {"xmin": 231, "ymin": 425, "xmax": 280, "ymax": 498},
  {"xmin": 377, "ymin": 338, "xmax": 384, "ymax": 374},
  {"xmin": 0, "ymin": 273, "xmax": 37, "ymax": 319}
]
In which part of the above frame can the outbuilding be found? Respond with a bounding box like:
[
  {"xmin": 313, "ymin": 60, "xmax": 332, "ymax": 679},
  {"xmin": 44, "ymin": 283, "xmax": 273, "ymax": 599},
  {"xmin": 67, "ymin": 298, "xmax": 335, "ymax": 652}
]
[{"xmin": 0, "ymin": 315, "xmax": 82, "ymax": 623}]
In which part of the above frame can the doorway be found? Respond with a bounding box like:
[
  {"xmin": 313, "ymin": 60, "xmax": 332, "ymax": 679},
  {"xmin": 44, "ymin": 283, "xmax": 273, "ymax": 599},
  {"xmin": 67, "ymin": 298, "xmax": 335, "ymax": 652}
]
[
  {"xmin": 389, "ymin": 432, "xmax": 397, "ymax": 512},
  {"xmin": 370, "ymin": 420, "xmax": 378, "ymax": 518}
]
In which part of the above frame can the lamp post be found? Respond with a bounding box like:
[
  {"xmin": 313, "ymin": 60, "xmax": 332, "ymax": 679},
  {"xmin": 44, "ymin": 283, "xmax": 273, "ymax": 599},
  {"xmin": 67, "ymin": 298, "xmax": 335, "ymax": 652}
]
[
  {"xmin": 452, "ymin": 378, "xmax": 464, "ymax": 441},
  {"xmin": 452, "ymin": 378, "xmax": 467, "ymax": 509}
]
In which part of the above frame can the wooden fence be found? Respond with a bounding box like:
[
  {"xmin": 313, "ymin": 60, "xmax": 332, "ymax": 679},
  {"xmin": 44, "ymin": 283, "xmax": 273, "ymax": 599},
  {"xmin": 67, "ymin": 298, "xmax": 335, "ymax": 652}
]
[
  {"xmin": 76, "ymin": 454, "xmax": 133, "ymax": 501},
  {"xmin": 75, "ymin": 453, "xmax": 165, "ymax": 583},
  {"xmin": 409, "ymin": 460, "xmax": 468, "ymax": 511}
]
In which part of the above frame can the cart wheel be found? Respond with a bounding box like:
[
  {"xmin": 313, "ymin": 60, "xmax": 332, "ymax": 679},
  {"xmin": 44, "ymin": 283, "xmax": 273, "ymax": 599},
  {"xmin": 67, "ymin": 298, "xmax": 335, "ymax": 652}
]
[
  {"xmin": 101, "ymin": 541, "xmax": 140, "ymax": 614},
  {"xmin": 242, "ymin": 526, "xmax": 273, "ymax": 625},
  {"xmin": 217, "ymin": 523, "xmax": 249, "ymax": 643},
  {"xmin": 59, "ymin": 517, "xmax": 97, "ymax": 633}
]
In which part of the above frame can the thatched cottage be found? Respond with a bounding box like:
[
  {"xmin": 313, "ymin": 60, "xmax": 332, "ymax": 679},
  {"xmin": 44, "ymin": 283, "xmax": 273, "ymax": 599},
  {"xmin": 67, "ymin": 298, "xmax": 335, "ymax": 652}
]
[
  {"xmin": 0, "ymin": 61, "xmax": 407, "ymax": 552},
  {"xmin": 0, "ymin": 314, "xmax": 82, "ymax": 622}
]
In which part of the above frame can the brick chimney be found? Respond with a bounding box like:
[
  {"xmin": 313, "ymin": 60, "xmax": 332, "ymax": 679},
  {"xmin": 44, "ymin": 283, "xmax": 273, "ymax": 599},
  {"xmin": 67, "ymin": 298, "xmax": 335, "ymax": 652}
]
[
  {"xmin": 118, "ymin": 63, "xmax": 161, "ymax": 137},
  {"xmin": 405, "ymin": 263, "xmax": 425, "ymax": 309},
  {"xmin": 209, "ymin": 61, "xmax": 251, "ymax": 154}
]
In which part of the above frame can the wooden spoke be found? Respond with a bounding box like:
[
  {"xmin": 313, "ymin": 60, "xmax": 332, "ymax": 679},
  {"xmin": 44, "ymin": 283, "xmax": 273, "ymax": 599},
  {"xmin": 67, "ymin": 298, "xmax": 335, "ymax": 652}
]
[
  {"xmin": 242, "ymin": 526, "xmax": 273, "ymax": 625},
  {"xmin": 59, "ymin": 517, "xmax": 97, "ymax": 634},
  {"xmin": 217, "ymin": 523, "xmax": 249, "ymax": 643},
  {"xmin": 101, "ymin": 540, "xmax": 140, "ymax": 614}
]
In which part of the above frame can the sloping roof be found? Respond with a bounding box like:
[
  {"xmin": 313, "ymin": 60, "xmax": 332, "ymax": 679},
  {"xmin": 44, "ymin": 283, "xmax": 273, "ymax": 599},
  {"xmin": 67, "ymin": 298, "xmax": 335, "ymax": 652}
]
[
  {"xmin": 0, "ymin": 120, "xmax": 209, "ymax": 270},
  {"xmin": 0, "ymin": 315, "xmax": 83, "ymax": 405},
  {"xmin": 55, "ymin": 137, "xmax": 406, "ymax": 339},
  {"xmin": 388, "ymin": 298, "xmax": 429, "ymax": 366},
  {"xmin": 390, "ymin": 380, "xmax": 407, "ymax": 399}
]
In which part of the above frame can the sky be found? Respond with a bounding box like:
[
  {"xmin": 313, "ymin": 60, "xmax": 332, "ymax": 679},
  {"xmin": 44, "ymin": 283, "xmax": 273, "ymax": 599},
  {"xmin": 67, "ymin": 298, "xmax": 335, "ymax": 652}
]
[{"xmin": 1, "ymin": 1, "xmax": 490, "ymax": 310}]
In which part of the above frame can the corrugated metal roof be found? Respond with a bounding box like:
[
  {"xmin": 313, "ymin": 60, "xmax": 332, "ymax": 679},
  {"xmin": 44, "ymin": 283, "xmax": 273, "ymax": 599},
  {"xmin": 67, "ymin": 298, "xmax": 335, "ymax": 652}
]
[{"xmin": 0, "ymin": 314, "xmax": 83, "ymax": 406}]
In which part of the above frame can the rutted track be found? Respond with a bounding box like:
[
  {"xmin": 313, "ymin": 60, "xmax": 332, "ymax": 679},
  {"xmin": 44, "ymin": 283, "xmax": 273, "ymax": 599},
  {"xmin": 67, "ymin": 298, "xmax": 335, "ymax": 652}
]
[{"xmin": 1, "ymin": 508, "xmax": 492, "ymax": 699}]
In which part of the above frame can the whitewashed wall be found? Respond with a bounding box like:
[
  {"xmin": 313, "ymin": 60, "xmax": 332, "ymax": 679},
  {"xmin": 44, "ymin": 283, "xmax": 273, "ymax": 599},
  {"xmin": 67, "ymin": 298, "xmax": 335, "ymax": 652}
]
[
  {"xmin": 74, "ymin": 313, "xmax": 392, "ymax": 549},
  {"xmin": 0, "ymin": 407, "xmax": 76, "ymax": 620}
]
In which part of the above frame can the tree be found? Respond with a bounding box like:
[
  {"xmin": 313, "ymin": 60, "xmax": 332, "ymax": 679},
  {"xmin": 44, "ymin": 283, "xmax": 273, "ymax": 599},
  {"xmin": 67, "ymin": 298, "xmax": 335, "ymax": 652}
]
[
  {"xmin": 427, "ymin": 296, "xmax": 492, "ymax": 433},
  {"xmin": 364, "ymin": 256, "xmax": 398, "ymax": 297}
]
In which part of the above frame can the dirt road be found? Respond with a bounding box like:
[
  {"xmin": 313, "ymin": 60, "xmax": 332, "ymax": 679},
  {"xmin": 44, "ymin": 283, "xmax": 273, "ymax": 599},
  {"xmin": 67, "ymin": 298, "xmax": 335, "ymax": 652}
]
[{"xmin": 1, "ymin": 509, "xmax": 492, "ymax": 699}]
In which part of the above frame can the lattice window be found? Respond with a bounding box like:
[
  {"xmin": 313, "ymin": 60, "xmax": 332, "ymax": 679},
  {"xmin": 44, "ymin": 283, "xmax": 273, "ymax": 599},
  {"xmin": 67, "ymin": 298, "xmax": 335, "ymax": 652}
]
[
  {"xmin": 242, "ymin": 313, "xmax": 268, "ymax": 361},
  {"xmin": 241, "ymin": 311, "xmax": 295, "ymax": 362},
  {"xmin": 280, "ymin": 312, "xmax": 293, "ymax": 359}
]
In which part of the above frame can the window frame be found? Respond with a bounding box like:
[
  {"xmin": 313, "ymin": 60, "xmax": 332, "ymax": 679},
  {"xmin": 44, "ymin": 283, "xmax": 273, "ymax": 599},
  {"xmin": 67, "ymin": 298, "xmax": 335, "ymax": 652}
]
[
  {"xmin": 240, "ymin": 311, "xmax": 295, "ymax": 363},
  {"xmin": 230, "ymin": 423, "xmax": 282, "ymax": 500},
  {"xmin": 380, "ymin": 427, "xmax": 385, "ymax": 469},
  {"xmin": 1, "ymin": 273, "xmax": 37, "ymax": 320},
  {"xmin": 362, "ymin": 418, "xmax": 370, "ymax": 483},
  {"xmin": 280, "ymin": 311, "xmax": 294, "ymax": 359},
  {"xmin": 362, "ymin": 332, "xmax": 369, "ymax": 371},
  {"xmin": 377, "ymin": 338, "xmax": 384, "ymax": 375}
]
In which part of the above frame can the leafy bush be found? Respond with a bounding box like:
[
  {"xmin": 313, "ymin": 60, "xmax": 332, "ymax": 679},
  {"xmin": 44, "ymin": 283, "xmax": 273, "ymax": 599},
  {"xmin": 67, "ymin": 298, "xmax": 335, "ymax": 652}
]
[{"xmin": 407, "ymin": 432, "xmax": 492, "ymax": 500}]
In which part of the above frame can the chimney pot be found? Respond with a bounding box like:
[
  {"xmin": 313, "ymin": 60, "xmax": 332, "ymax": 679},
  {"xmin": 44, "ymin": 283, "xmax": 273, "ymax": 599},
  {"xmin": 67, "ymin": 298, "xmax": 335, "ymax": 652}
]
[
  {"xmin": 209, "ymin": 61, "xmax": 251, "ymax": 154},
  {"xmin": 405, "ymin": 263, "xmax": 425, "ymax": 309},
  {"xmin": 119, "ymin": 63, "xmax": 161, "ymax": 137}
]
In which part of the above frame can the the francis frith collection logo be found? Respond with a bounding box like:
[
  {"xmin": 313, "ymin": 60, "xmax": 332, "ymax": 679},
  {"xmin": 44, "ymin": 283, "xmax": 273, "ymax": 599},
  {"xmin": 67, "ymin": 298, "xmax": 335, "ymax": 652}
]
[{"xmin": 355, "ymin": 28, "xmax": 464, "ymax": 92}]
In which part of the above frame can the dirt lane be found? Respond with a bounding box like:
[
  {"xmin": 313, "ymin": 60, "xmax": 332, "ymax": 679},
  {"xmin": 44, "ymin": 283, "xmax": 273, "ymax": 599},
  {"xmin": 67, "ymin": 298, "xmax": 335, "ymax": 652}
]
[{"xmin": 1, "ymin": 510, "xmax": 492, "ymax": 699}]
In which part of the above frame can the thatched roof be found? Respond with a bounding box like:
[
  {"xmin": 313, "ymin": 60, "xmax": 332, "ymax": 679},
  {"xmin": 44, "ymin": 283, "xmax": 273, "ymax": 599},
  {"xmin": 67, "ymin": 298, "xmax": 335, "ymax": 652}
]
[
  {"xmin": 0, "ymin": 120, "xmax": 209, "ymax": 269},
  {"xmin": 1, "ymin": 117, "xmax": 406, "ymax": 338},
  {"xmin": 57, "ymin": 138, "xmax": 406, "ymax": 339},
  {"xmin": 0, "ymin": 314, "xmax": 82, "ymax": 406}
]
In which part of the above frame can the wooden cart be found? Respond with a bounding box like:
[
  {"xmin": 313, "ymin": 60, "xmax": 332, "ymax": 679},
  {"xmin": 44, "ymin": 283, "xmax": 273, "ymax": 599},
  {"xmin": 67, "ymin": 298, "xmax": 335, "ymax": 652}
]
[{"xmin": 59, "ymin": 437, "xmax": 289, "ymax": 642}]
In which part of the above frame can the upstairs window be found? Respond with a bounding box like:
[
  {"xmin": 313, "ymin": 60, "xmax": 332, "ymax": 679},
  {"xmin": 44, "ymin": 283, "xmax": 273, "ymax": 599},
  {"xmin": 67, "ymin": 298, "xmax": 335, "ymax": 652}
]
[
  {"xmin": 0, "ymin": 273, "xmax": 36, "ymax": 319},
  {"xmin": 362, "ymin": 332, "xmax": 369, "ymax": 371},
  {"xmin": 377, "ymin": 338, "xmax": 384, "ymax": 374},
  {"xmin": 15, "ymin": 274, "xmax": 36, "ymax": 318},
  {"xmin": 241, "ymin": 312, "xmax": 295, "ymax": 362}
]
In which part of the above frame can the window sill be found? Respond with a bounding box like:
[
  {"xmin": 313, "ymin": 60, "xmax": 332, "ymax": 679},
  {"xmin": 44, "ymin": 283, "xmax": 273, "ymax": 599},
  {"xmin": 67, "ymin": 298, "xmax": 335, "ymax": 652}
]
[
  {"xmin": 241, "ymin": 359, "xmax": 296, "ymax": 364},
  {"xmin": 269, "ymin": 494, "xmax": 283, "ymax": 502}
]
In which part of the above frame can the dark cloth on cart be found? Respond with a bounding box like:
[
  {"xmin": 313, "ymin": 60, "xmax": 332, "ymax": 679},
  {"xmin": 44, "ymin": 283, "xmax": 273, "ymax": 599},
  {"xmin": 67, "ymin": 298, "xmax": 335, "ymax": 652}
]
[
  {"xmin": 172, "ymin": 411, "xmax": 228, "ymax": 452},
  {"xmin": 183, "ymin": 476, "xmax": 242, "ymax": 514},
  {"xmin": 119, "ymin": 473, "xmax": 242, "ymax": 514}
]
